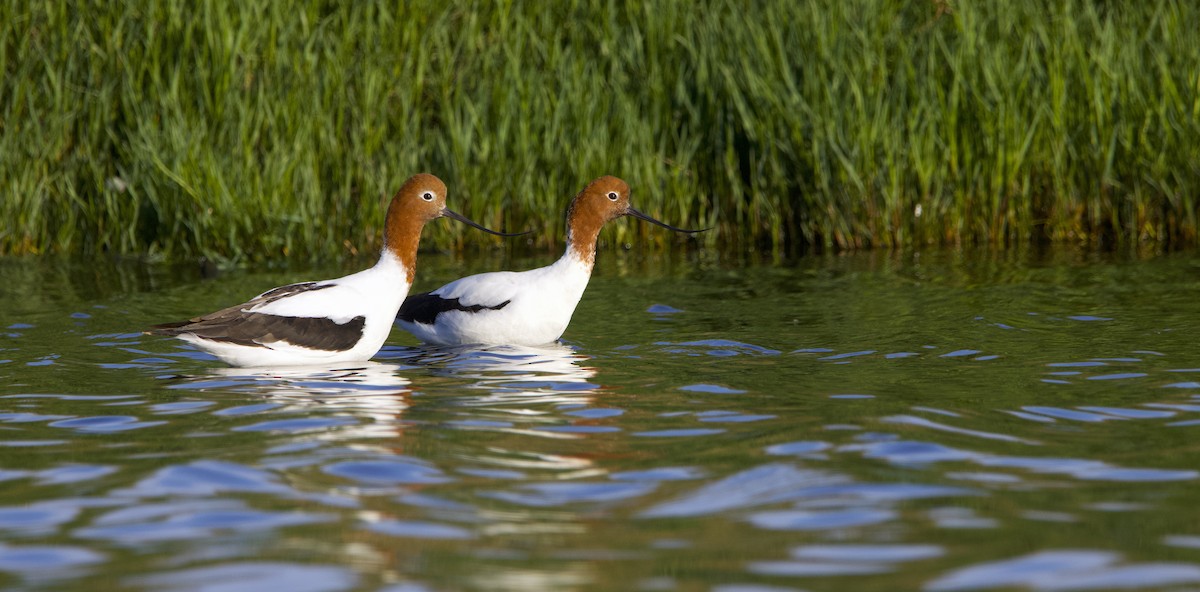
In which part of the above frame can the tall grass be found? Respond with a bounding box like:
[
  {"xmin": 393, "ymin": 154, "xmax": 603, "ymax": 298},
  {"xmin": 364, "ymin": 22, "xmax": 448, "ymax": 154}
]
[{"xmin": 2, "ymin": 1, "xmax": 1198, "ymax": 262}]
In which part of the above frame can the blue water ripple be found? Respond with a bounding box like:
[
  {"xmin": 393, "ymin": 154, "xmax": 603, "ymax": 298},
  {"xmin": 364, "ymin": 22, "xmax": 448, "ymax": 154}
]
[
  {"xmin": 130, "ymin": 562, "xmax": 359, "ymax": 592},
  {"xmin": 1163, "ymin": 536, "xmax": 1200, "ymax": 549},
  {"xmin": 1086, "ymin": 373, "xmax": 1148, "ymax": 381},
  {"xmin": 748, "ymin": 560, "xmax": 890, "ymax": 576},
  {"xmin": 792, "ymin": 544, "xmax": 944, "ymax": 562},
  {"xmin": 819, "ymin": 350, "xmax": 876, "ymax": 361},
  {"xmin": 1021, "ymin": 407, "xmax": 1120, "ymax": 422},
  {"xmin": 483, "ymin": 482, "xmax": 657, "ymax": 507},
  {"xmin": 713, "ymin": 585, "xmax": 804, "ymax": 592},
  {"xmin": 1074, "ymin": 406, "xmax": 1175, "ymax": 419},
  {"xmin": 168, "ymin": 379, "xmax": 254, "ymax": 390},
  {"xmin": 641, "ymin": 464, "xmax": 849, "ymax": 518},
  {"xmin": 678, "ymin": 384, "xmax": 747, "ymax": 394},
  {"xmin": 233, "ymin": 417, "xmax": 359, "ymax": 433},
  {"xmin": 0, "ymin": 503, "xmax": 79, "ymax": 533},
  {"xmin": 941, "ymin": 349, "xmax": 982, "ymax": 358},
  {"xmin": 633, "ymin": 429, "xmax": 726, "ymax": 437},
  {"xmin": 117, "ymin": 461, "xmax": 295, "ymax": 497},
  {"xmin": 0, "ymin": 412, "xmax": 74, "ymax": 423},
  {"xmin": 747, "ymin": 508, "xmax": 896, "ymax": 531},
  {"xmin": 925, "ymin": 550, "xmax": 1200, "ymax": 591},
  {"xmin": 323, "ymin": 460, "xmax": 452, "ymax": 485},
  {"xmin": 748, "ymin": 543, "xmax": 944, "ymax": 577},
  {"xmin": 0, "ymin": 440, "xmax": 66, "ymax": 448},
  {"xmin": 859, "ymin": 440, "xmax": 976, "ymax": 464},
  {"xmin": 535, "ymin": 425, "xmax": 622, "ymax": 433},
  {"xmin": 151, "ymin": 401, "xmax": 216, "ymax": 415},
  {"xmin": 365, "ymin": 520, "xmax": 474, "ymax": 539},
  {"xmin": 647, "ymin": 304, "xmax": 684, "ymax": 314},
  {"xmin": 48, "ymin": 416, "xmax": 167, "ymax": 433},
  {"xmin": 795, "ymin": 483, "xmax": 975, "ymax": 505},
  {"xmin": 448, "ymin": 420, "xmax": 513, "ymax": 428},
  {"xmin": 6, "ymin": 394, "xmax": 137, "ymax": 401},
  {"xmin": 1006, "ymin": 410, "xmax": 1058, "ymax": 423},
  {"xmin": 611, "ymin": 467, "xmax": 706, "ymax": 482},
  {"xmin": 36, "ymin": 464, "xmax": 116, "ymax": 485},
  {"xmin": 856, "ymin": 438, "xmax": 1197, "ymax": 482},
  {"xmin": 77, "ymin": 503, "xmax": 334, "ymax": 544},
  {"xmin": 661, "ymin": 340, "xmax": 781, "ymax": 356},
  {"xmin": 213, "ymin": 403, "xmax": 283, "ymax": 416},
  {"xmin": 565, "ymin": 408, "xmax": 624, "ymax": 418},
  {"xmin": 0, "ymin": 544, "xmax": 104, "ymax": 574},
  {"xmin": 766, "ymin": 441, "xmax": 832, "ymax": 456},
  {"xmin": 698, "ymin": 413, "xmax": 775, "ymax": 423}
]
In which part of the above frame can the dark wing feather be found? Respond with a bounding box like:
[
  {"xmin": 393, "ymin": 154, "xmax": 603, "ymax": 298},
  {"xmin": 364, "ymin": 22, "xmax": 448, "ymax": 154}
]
[
  {"xmin": 147, "ymin": 282, "xmax": 365, "ymax": 351},
  {"xmin": 397, "ymin": 292, "xmax": 511, "ymax": 325},
  {"xmin": 250, "ymin": 281, "xmax": 335, "ymax": 305},
  {"xmin": 159, "ymin": 313, "xmax": 367, "ymax": 351}
]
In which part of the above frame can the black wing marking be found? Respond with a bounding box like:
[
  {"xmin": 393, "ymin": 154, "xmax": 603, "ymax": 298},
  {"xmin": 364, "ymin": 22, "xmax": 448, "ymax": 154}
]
[
  {"xmin": 397, "ymin": 292, "xmax": 511, "ymax": 325},
  {"xmin": 252, "ymin": 281, "xmax": 335, "ymax": 305},
  {"xmin": 148, "ymin": 282, "xmax": 365, "ymax": 351},
  {"xmin": 152, "ymin": 281, "xmax": 334, "ymax": 327},
  {"xmin": 156, "ymin": 313, "xmax": 366, "ymax": 351}
]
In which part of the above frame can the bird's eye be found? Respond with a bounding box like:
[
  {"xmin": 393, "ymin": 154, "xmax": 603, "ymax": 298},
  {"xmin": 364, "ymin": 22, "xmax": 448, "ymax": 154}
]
[
  {"xmin": 607, "ymin": 191, "xmax": 619, "ymax": 201},
  {"xmin": 421, "ymin": 191, "xmax": 435, "ymax": 201}
]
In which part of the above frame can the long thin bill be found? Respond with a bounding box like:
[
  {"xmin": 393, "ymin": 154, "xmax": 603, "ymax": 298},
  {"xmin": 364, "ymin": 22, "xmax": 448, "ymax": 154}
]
[
  {"xmin": 627, "ymin": 207, "xmax": 709, "ymax": 234},
  {"xmin": 442, "ymin": 209, "xmax": 530, "ymax": 236}
]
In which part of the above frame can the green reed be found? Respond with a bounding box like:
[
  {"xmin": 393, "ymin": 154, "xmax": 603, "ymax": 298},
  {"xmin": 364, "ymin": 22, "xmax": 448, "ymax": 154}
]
[{"xmin": 2, "ymin": 1, "xmax": 1198, "ymax": 262}]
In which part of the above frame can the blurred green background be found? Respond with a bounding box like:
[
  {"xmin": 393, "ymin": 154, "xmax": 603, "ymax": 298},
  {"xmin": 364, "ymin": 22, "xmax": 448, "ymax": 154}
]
[{"xmin": 2, "ymin": 1, "xmax": 1198, "ymax": 263}]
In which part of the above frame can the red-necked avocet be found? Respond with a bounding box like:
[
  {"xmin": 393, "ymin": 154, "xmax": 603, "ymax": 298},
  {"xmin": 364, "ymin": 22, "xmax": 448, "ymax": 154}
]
[
  {"xmin": 395, "ymin": 175, "xmax": 706, "ymax": 346},
  {"xmin": 149, "ymin": 173, "xmax": 521, "ymax": 367}
]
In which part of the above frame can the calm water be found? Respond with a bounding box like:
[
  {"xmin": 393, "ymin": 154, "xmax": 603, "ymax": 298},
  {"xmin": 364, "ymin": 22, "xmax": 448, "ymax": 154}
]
[{"xmin": 2, "ymin": 248, "xmax": 1200, "ymax": 591}]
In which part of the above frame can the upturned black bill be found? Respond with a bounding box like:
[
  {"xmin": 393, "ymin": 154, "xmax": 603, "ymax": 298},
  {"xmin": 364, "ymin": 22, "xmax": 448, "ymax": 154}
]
[
  {"xmin": 627, "ymin": 207, "xmax": 709, "ymax": 234},
  {"xmin": 443, "ymin": 209, "xmax": 530, "ymax": 237}
]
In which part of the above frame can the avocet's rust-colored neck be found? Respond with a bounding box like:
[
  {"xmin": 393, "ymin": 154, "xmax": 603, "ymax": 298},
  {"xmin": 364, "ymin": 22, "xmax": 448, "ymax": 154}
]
[
  {"xmin": 383, "ymin": 201, "xmax": 423, "ymax": 285},
  {"xmin": 564, "ymin": 201, "xmax": 605, "ymax": 269},
  {"xmin": 562, "ymin": 175, "xmax": 630, "ymax": 268},
  {"xmin": 381, "ymin": 173, "xmax": 446, "ymax": 285}
]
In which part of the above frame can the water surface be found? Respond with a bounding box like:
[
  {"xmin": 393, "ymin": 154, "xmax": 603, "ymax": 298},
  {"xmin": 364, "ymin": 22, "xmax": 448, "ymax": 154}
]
[{"xmin": 1, "ymin": 248, "xmax": 1199, "ymax": 591}]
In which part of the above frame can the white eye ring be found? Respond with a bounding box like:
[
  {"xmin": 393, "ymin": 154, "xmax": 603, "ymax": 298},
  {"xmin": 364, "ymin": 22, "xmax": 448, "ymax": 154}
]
[
  {"xmin": 421, "ymin": 191, "xmax": 435, "ymax": 202},
  {"xmin": 607, "ymin": 191, "xmax": 619, "ymax": 201}
]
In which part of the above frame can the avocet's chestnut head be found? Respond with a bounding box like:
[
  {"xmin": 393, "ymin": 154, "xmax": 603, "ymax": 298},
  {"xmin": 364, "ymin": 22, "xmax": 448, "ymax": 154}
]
[
  {"xmin": 566, "ymin": 175, "xmax": 706, "ymax": 240},
  {"xmin": 386, "ymin": 173, "xmax": 521, "ymax": 239},
  {"xmin": 563, "ymin": 175, "xmax": 707, "ymax": 266},
  {"xmin": 566, "ymin": 176, "xmax": 633, "ymax": 230},
  {"xmin": 390, "ymin": 173, "xmax": 450, "ymax": 223},
  {"xmin": 383, "ymin": 173, "xmax": 519, "ymax": 282}
]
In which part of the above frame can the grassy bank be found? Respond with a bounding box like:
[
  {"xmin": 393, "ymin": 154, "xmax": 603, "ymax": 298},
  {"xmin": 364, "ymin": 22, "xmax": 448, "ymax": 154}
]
[{"xmin": 2, "ymin": 1, "xmax": 1198, "ymax": 262}]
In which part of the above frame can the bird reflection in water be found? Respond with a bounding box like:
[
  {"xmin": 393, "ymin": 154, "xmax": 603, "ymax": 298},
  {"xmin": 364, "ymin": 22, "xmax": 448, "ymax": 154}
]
[
  {"xmin": 381, "ymin": 342, "xmax": 609, "ymax": 476},
  {"xmin": 179, "ymin": 361, "xmax": 413, "ymax": 442},
  {"xmin": 392, "ymin": 342, "xmax": 600, "ymax": 406}
]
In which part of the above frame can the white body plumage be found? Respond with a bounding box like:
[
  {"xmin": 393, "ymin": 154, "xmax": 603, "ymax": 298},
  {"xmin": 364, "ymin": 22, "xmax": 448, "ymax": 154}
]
[
  {"xmin": 151, "ymin": 174, "xmax": 514, "ymax": 367},
  {"xmin": 399, "ymin": 252, "xmax": 592, "ymax": 346},
  {"xmin": 396, "ymin": 175, "xmax": 705, "ymax": 347}
]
